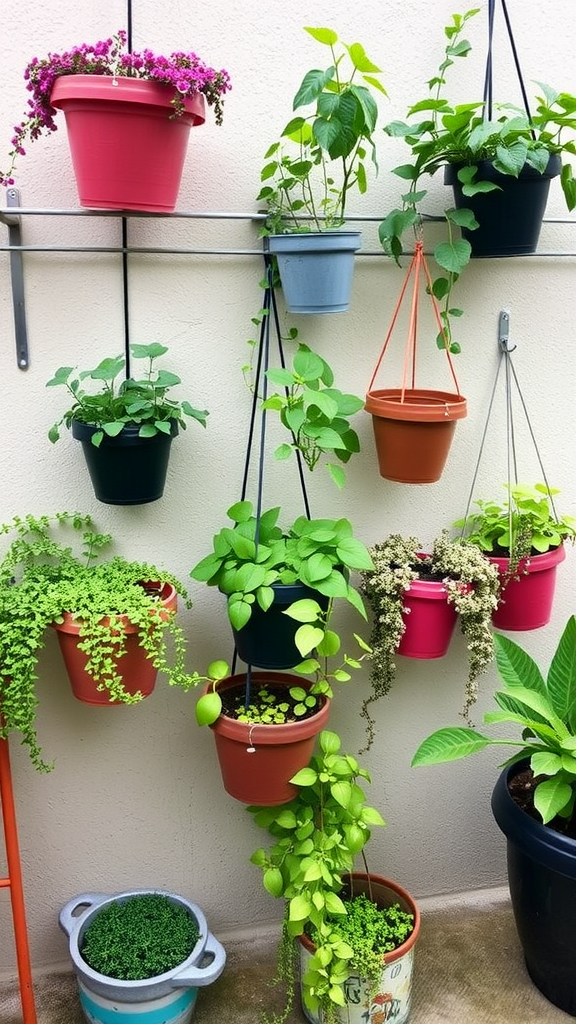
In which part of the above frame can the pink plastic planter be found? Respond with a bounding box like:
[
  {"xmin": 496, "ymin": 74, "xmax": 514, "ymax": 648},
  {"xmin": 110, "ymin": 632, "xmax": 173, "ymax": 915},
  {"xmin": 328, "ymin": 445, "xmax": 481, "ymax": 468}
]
[
  {"xmin": 490, "ymin": 544, "xmax": 565, "ymax": 631},
  {"xmin": 397, "ymin": 576, "xmax": 459, "ymax": 659},
  {"xmin": 51, "ymin": 75, "xmax": 206, "ymax": 212}
]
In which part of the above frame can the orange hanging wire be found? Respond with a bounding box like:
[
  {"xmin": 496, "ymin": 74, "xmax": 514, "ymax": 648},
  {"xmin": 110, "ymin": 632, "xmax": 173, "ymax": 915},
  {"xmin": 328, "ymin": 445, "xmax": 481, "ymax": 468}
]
[{"xmin": 368, "ymin": 241, "xmax": 463, "ymax": 399}]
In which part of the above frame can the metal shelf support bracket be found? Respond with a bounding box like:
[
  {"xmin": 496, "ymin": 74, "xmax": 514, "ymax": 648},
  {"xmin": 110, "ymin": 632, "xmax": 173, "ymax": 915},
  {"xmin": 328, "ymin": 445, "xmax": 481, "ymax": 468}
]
[{"xmin": 1, "ymin": 189, "xmax": 29, "ymax": 370}]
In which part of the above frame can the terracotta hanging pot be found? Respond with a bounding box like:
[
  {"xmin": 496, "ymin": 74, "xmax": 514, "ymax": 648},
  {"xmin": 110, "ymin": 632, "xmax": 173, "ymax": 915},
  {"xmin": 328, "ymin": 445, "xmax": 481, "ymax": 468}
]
[
  {"xmin": 397, "ymin": 574, "xmax": 460, "ymax": 658},
  {"xmin": 52, "ymin": 582, "xmax": 177, "ymax": 705},
  {"xmin": 205, "ymin": 672, "xmax": 330, "ymax": 806},
  {"xmin": 298, "ymin": 872, "xmax": 421, "ymax": 1024},
  {"xmin": 50, "ymin": 76, "xmax": 205, "ymax": 212},
  {"xmin": 365, "ymin": 242, "xmax": 467, "ymax": 484},
  {"xmin": 490, "ymin": 544, "xmax": 565, "ymax": 631},
  {"xmin": 365, "ymin": 388, "xmax": 467, "ymax": 483}
]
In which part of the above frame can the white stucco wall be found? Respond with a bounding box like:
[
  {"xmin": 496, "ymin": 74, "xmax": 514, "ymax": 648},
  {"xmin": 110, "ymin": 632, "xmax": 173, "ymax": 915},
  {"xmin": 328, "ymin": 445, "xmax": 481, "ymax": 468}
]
[{"xmin": 0, "ymin": 0, "xmax": 574, "ymax": 977}]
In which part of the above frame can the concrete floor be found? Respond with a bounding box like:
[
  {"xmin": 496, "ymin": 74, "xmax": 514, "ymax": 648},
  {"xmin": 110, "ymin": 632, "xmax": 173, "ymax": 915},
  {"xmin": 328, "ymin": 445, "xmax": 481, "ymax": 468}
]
[{"xmin": 1, "ymin": 887, "xmax": 573, "ymax": 1024}]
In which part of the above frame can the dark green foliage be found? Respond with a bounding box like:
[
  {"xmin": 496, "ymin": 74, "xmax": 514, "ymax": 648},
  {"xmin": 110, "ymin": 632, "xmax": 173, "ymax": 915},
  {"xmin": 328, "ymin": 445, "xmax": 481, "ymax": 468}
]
[{"xmin": 81, "ymin": 894, "xmax": 200, "ymax": 980}]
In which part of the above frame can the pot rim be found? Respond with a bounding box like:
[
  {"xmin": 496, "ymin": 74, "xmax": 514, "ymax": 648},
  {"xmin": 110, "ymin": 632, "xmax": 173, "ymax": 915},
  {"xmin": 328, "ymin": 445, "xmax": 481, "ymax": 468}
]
[
  {"xmin": 60, "ymin": 889, "xmax": 207, "ymax": 989},
  {"xmin": 50, "ymin": 580, "xmax": 177, "ymax": 635},
  {"xmin": 51, "ymin": 75, "xmax": 206, "ymax": 126},
  {"xmin": 491, "ymin": 760, "xmax": 576, "ymax": 877},
  {"xmin": 365, "ymin": 388, "xmax": 467, "ymax": 423},
  {"xmin": 489, "ymin": 543, "xmax": 566, "ymax": 575},
  {"xmin": 207, "ymin": 671, "xmax": 330, "ymax": 744},
  {"xmin": 299, "ymin": 871, "xmax": 421, "ymax": 965}
]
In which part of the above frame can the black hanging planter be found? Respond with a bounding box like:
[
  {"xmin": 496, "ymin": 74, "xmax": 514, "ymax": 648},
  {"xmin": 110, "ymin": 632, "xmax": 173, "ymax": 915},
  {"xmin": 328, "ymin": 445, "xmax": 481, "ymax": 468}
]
[
  {"xmin": 491, "ymin": 760, "xmax": 576, "ymax": 1015},
  {"xmin": 231, "ymin": 582, "xmax": 329, "ymax": 670},
  {"xmin": 72, "ymin": 419, "xmax": 178, "ymax": 505},
  {"xmin": 445, "ymin": 153, "xmax": 561, "ymax": 257}
]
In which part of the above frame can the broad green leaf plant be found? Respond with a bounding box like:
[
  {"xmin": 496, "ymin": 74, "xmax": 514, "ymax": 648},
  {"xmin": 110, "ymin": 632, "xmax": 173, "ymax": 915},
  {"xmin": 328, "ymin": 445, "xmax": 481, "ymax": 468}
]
[
  {"xmin": 262, "ymin": 343, "xmax": 363, "ymax": 488},
  {"xmin": 455, "ymin": 483, "xmax": 576, "ymax": 581},
  {"xmin": 258, "ymin": 26, "xmax": 386, "ymax": 232},
  {"xmin": 248, "ymin": 730, "xmax": 388, "ymax": 1022},
  {"xmin": 412, "ymin": 617, "xmax": 576, "ymax": 826},
  {"xmin": 47, "ymin": 342, "xmax": 208, "ymax": 447},
  {"xmin": 379, "ymin": 7, "xmax": 576, "ymax": 353},
  {"xmin": 0, "ymin": 511, "xmax": 196, "ymax": 770},
  {"xmin": 191, "ymin": 502, "xmax": 373, "ymax": 727}
]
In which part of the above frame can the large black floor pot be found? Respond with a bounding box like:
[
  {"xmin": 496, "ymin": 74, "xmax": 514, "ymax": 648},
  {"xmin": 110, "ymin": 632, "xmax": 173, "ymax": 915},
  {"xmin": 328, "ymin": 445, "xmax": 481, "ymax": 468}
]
[{"xmin": 491, "ymin": 761, "xmax": 576, "ymax": 1015}]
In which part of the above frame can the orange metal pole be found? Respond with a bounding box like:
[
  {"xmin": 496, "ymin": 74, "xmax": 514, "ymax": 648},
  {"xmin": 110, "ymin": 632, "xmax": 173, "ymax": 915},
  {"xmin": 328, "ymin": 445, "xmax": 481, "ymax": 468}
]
[{"xmin": 0, "ymin": 734, "xmax": 37, "ymax": 1024}]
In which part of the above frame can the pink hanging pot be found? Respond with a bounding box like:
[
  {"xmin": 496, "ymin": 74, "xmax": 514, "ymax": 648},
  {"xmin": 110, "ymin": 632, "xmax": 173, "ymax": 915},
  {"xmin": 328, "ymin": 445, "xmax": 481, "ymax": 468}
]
[
  {"xmin": 490, "ymin": 544, "xmax": 565, "ymax": 631},
  {"xmin": 50, "ymin": 75, "xmax": 205, "ymax": 212},
  {"xmin": 397, "ymin": 575, "xmax": 459, "ymax": 659}
]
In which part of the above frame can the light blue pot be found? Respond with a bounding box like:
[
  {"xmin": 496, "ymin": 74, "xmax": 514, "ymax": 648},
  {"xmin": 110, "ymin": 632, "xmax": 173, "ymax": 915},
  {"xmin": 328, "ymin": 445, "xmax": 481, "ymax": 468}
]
[
  {"xmin": 59, "ymin": 890, "xmax": 226, "ymax": 1024},
  {"xmin": 268, "ymin": 231, "xmax": 361, "ymax": 313}
]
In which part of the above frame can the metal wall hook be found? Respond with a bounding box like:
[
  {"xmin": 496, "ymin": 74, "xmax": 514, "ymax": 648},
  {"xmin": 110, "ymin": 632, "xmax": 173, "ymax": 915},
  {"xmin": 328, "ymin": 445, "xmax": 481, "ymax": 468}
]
[{"xmin": 498, "ymin": 309, "xmax": 516, "ymax": 353}]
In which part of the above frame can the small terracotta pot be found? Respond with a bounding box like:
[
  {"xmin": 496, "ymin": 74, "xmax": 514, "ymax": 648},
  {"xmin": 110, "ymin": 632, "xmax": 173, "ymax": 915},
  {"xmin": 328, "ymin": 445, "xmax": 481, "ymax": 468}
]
[
  {"xmin": 299, "ymin": 872, "xmax": 421, "ymax": 1024},
  {"xmin": 52, "ymin": 582, "xmax": 177, "ymax": 705},
  {"xmin": 490, "ymin": 544, "xmax": 565, "ymax": 631},
  {"xmin": 365, "ymin": 388, "xmax": 467, "ymax": 483},
  {"xmin": 205, "ymin": 672, "xmax": 330, "ymax": 806}
]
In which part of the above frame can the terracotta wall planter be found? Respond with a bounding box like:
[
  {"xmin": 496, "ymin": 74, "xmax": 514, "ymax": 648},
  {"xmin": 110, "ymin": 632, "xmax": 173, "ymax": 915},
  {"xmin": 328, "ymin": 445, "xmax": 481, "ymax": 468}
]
[
  {"xmin": 490, "ymin": 544, "xmax": 565, "ymax": 631},
  {"xmin": 52, "ymin": 582, "xmax": 177, "ymax": 705},
  {"xmin": 365, "ymin": 388, "xmax": 467, "ymax": 483},
  {"xmin": 51, "ymin": 75, "xmax": 206, "ymax": 212},
  {"xmin": 205, "ymin": 672, "xmax": 330, "ymax": 806},
  {"xmin": 299, "ymin": 872, "xmax": 421, "ymax": 1024}
]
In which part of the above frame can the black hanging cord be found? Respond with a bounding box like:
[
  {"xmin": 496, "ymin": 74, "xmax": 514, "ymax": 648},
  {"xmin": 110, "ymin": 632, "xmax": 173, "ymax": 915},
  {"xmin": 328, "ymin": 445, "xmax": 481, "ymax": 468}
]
[
  {"xmin": 122, "ymin": 0, "xmax": 133, "ymax": 379},
  {"xmin": 482, "ymin": 0, "xmax": 535, "ymax": 133},
  {"xmin": 231, "ymin": 255, "xmax": 314, "ymax": 694}
]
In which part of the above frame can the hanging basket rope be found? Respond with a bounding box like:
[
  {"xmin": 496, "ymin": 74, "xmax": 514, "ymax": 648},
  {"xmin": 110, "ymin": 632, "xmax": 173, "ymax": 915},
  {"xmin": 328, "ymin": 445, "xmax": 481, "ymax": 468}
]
[{"xmin": 365, "ymin": 241, "xmax": 467, "ymax": 484}]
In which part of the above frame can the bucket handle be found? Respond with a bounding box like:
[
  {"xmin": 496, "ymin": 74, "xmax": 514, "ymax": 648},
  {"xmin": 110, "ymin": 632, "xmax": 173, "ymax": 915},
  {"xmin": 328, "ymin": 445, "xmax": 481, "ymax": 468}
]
[
  {"xmin": 171, "ymin": 932, "xmax": 226, "ymax": 988},
  {"xmin": 59, "ymin": 893, "xmax": 109, "ymax": 937}
]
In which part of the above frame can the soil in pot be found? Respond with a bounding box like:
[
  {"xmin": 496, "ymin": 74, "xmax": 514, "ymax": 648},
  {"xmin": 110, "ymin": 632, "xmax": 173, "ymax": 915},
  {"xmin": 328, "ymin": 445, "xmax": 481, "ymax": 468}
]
[
  {"xmin": 508, "ymin": 766, "xmax": 576, "ymax": 841},
  {"xmin": 207, "ymin": 672, "xmax": 330, "ymax": 806}
]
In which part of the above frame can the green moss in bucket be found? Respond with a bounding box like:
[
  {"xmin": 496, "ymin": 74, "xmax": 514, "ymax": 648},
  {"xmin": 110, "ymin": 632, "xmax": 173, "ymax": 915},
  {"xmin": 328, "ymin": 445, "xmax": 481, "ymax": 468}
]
[{"xmin": 81, "ymin": 894, "xmax": 200, "ymax": 980}]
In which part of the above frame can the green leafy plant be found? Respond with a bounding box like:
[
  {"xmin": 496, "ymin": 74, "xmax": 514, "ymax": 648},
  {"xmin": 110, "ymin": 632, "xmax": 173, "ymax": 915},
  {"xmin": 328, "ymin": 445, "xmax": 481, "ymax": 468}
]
[
  {"xmin": 47, "ymin": 342, "xmax": 208, "ymax": 447},
  {"xmin": 190, "ymin": 501, "xmax": 372, "ymax": 632},
  {"xmin": 262, "ymin": 343, "xmax": 363, "ymax": 488},
  {"xmin": 412, "ymin": 616, "xmax": 576, "ymax": 826},
  {"xmin": 360, "ymin": 532, "xmax": 500, "ymax": 749},
  {"xmin": 0, "ymin": 511, "xmax": 196, "ymax": 770},
  {"xmin": 193, "ymin": 624, "xmax": 371, "ymax": 729},
  {"xmin": 81, "ymin": 894, "xmax": 200, "ymax": 980},
  {"xmin": 248, "ymin": 730, "xmax": 388, "ymax": 1022},
  {"xmin": 379, "ymin": 7, "xmax": 576, "ymax": 353},
  {"xmin": 455, "ymin": 482, "xmax": 576, "ymax": 580},
  {"xmin": 258, "ymin": 26, "xmax": 386, "ymax": 232},
  {"xmin": 330, "ymin": 892, "xmax": 413, "ymax": 989}
]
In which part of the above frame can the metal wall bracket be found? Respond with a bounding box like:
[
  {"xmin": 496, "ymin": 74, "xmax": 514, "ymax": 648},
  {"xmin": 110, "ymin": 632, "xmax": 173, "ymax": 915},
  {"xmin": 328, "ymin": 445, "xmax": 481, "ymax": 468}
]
[
  {"xmin": 498, "ymin": 308, "xmax": 516, "ymax": 352},
  {"xmin": 1, "ymin": 189, "xmax": 29, "ymax": 369}
]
